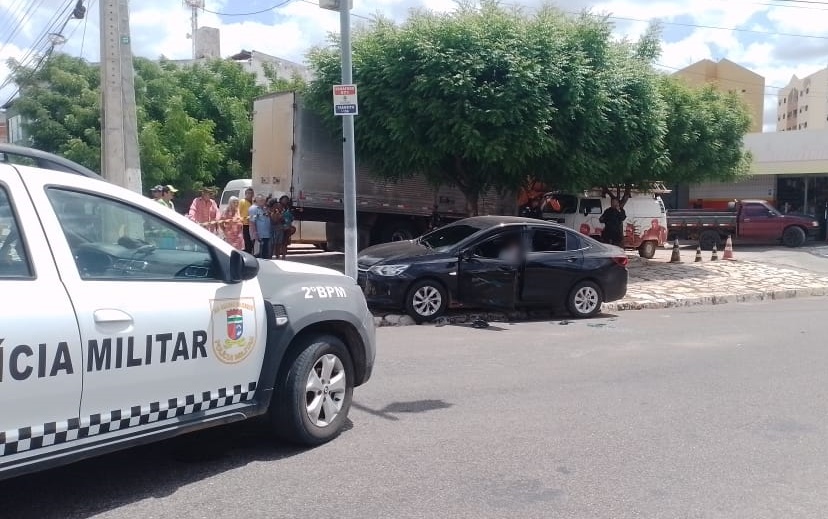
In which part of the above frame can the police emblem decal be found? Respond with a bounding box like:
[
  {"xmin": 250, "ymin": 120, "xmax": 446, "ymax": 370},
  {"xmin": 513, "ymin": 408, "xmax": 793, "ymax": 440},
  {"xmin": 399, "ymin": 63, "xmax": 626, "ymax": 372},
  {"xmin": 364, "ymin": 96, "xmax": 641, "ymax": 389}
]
[{"xmin": 211, "ymin": 298, "xmax": 257, "ymax": 364}]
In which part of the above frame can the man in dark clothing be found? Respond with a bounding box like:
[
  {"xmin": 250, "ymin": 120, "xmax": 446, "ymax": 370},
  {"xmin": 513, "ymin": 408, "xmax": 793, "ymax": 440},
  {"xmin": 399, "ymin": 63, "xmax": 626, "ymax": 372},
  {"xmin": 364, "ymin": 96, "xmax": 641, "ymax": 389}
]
[
  {"xmin": 599, "ymin": 198, "xmax": 626, "ymax": 246},
  {"xmin": 519, "ymin": 198, "xmax": 543, "ymax": 219}
]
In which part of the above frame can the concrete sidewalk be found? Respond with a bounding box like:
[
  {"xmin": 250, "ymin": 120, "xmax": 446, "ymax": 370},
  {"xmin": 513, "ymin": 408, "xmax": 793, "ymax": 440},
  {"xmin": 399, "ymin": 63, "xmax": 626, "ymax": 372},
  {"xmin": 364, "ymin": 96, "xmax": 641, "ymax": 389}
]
[{"xmin": 372, "ymin": 246, "xmax": 828, "ymax": 326}]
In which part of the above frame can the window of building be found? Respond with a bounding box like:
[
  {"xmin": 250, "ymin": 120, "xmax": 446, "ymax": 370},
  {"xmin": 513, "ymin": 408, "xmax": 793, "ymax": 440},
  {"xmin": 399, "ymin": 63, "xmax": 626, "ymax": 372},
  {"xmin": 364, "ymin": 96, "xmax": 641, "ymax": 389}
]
[
  {"xmin": 799, "ymin": 108, "xmax": 802, "ymax": 113},
  {"xmin": 798, "ymin": 124, "xmax": 802, "ymax": 129},
  {"xmin": 804, "ymin": 122, "xmax": 808, "ymax": 128},
  {"xmin": 805, "ymin": 105, "xmax": 808, "ymax": 111},
  {"xmin": 783, "ymin": 114, "xmax": 786, "ymax": 119},
  {"xmin": 806, "ymin": 88, "xmax": 810, "ymax": 93},
  {"xmin": 741, "ymin": 89, "xmax": 746, "ymax": 93},
  {"xmin": 784, "ymin": 97, "xmax": 787, "ymax": 103}
]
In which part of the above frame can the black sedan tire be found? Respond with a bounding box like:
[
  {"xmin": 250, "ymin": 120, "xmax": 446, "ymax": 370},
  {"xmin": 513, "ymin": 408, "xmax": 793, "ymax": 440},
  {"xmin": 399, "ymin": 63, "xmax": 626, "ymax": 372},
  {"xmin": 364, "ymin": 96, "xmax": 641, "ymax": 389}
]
[
  {"xmin": 567, "ymin": 280, "xmax": 603, "ymax": 318},
  {"xmin": 269, "ymin": 334, "xmax": 354, "ymax": 445},
  {"xmin": 405, "ymin": 279, "xmax": 448, "ymax": 323}
]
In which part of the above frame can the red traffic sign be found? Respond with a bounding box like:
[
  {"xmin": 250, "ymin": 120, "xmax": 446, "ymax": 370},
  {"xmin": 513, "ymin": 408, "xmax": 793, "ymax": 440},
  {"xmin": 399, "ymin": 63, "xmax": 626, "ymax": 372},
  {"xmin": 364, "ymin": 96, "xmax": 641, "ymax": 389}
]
[{"xmin": 333, "ymin": 84, "xmax": 358, "ymax": 115}]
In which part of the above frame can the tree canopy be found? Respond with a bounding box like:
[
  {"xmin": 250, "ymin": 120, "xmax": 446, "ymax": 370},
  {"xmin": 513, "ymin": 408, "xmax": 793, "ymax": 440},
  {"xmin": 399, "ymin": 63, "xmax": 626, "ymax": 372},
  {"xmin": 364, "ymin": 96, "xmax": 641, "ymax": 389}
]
[
  {"xmin": 6, "ymin": 53, "xmax": 303, "ymax": 191},
  {"xmin": 305, "ymin": 3, "xmax": 752, "ymax": 214}
]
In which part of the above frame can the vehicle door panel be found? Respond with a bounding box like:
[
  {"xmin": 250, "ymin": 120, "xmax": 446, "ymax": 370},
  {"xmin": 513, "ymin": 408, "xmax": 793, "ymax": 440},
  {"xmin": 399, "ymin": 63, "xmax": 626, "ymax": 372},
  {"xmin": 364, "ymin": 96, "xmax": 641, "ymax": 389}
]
[
  {"xmin": 521, "ymin": 228, "xmax": 584, "ymax": 303},
  {"xmin": 739, "ymin": 204, "xmax": 778, "ymax": 240},
  {"xmin": 457, "ymin": 230, "xmax": 522, "ymax": 310},
  {"xmin": 0, "ymin": 174, "xmax": 83, "ymax": 462},
  {"xmin": 29, "ymin": 185, "xmax": 266, "ymax": 432}
]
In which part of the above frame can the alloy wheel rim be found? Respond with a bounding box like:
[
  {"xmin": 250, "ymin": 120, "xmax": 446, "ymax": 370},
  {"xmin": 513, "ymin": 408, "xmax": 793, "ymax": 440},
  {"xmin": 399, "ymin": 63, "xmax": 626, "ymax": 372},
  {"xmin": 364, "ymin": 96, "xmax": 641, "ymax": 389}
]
[
  {"xmin": 413, "ymin": 286, "xmax": 442, "ymax": 316},
  {"xmin": 305, "ymin": 353, "xmax": 346, "ymax": 427},
  {"xmin": 574, "ymin": 286, "xmax": 599, "ymax": 314}
]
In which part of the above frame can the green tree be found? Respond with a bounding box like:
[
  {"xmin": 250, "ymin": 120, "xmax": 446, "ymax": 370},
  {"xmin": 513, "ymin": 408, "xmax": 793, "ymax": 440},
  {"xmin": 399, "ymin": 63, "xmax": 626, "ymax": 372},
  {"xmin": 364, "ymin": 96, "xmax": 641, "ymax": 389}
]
[
  {"xmin": 7, "ymin": 54, "xmax": 101, "ymax": 171},
  {"xmin": 306, "ymin": 5, "xmax": 752, "ymax": 213},
  {"xmin": 307, "ymin": 3, "xmax": 564, "ymax": 214},
  {"xmin": 8, "ymin": 53, "xmax": 269, "ymax": 191},
  {"xmin": 657, "ymin": 76, "xmax": 752, "ymax": 186}
]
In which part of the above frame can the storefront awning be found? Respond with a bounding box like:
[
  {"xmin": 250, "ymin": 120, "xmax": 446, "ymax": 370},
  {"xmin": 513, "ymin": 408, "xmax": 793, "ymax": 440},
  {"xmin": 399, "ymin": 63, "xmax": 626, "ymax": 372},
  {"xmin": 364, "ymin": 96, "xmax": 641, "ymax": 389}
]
[{"xmin": 744, "ymin": 130, "xmax": 828, "ymax": 176}]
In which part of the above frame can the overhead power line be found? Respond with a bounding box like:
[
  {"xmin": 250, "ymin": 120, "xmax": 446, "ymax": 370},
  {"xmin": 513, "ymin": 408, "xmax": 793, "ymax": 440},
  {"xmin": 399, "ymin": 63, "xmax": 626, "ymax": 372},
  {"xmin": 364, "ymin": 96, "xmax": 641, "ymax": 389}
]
[{"xmin": 202, "ymin": 0, "xmax": 294, "ymax": 16}]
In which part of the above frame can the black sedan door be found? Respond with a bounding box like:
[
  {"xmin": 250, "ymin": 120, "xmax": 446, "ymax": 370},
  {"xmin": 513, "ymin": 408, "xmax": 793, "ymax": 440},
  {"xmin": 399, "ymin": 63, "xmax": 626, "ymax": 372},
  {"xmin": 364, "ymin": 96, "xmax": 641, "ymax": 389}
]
[
  {"xmin": 457, "ymin": 229, "xmax": 523, "ymax": 310},
  {"xmin": 520, "ymin": 227, "xmax": 585, "ymax": 304}
]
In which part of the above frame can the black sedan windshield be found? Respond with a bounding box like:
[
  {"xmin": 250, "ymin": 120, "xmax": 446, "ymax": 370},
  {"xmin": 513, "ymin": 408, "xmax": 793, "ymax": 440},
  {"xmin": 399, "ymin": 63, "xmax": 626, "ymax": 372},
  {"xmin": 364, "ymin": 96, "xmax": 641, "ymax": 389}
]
[{"xmin": 419, "ymin": 224, "xmax": 481, "ymax": 252}]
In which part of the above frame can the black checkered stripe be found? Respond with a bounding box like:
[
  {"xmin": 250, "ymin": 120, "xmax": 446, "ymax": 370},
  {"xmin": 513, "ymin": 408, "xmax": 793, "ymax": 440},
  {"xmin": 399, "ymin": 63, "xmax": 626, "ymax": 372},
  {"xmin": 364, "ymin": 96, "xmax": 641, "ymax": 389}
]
[{"xmin": 0, "ymin": 382, "xmax": 257, "ymax": 457}]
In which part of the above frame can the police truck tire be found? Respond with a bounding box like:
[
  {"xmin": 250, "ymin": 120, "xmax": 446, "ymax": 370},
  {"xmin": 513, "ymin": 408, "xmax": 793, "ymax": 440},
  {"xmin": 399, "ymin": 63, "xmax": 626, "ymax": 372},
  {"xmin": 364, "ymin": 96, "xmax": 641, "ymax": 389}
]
[
  {"xmin": 638, "ymin": 240, "xmax": 657, "ymax": 259},
  {"xmin": 270, "ymin": 334, "xmax": 354, "ymax": 446},
  {"xmin": 782, "ymin": 226, "xmax": 806, "ymax": 248}
]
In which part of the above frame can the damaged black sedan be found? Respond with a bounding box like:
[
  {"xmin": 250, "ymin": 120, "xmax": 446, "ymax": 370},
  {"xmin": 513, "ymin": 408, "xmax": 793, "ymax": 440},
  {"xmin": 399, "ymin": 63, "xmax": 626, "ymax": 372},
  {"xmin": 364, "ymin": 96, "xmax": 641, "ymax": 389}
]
[{"xmin": 357, "ymin": 216, "xmax": 628, "ymax": 322}]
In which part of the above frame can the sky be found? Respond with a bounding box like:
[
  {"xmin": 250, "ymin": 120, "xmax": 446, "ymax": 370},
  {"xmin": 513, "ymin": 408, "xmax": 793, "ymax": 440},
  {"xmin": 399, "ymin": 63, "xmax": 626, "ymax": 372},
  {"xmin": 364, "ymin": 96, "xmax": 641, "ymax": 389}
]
[{"xmin": 2, "ymin": 0, "xmax": 828, "ymax": 131}]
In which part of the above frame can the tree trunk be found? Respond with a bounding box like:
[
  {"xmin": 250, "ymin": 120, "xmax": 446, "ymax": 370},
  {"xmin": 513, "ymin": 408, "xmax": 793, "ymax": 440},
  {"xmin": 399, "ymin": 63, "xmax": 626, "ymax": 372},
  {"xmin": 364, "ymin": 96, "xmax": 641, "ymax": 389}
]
[{"xmin": 465, "ymin": 191, "xmax": 480, "ymax": 216}]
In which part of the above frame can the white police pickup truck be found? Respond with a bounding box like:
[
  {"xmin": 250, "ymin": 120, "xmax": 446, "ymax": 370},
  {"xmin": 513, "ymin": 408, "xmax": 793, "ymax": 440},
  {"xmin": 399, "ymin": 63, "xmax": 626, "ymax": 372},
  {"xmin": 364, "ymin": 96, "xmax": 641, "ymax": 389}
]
[{"xmin": 0, "ymin": 145, "xmax": 375, "ymax": 480}]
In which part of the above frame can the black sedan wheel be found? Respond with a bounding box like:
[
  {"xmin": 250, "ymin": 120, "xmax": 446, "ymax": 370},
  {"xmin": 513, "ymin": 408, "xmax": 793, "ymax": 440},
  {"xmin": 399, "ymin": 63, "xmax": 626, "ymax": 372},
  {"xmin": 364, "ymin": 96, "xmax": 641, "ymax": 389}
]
[
  {"xmin": 567, "ymin": 280, "xmax": 603, "ymax": 318},
  {"xmin": 405, "ymin": 279, "xmax": 448, "ymax": 322}
]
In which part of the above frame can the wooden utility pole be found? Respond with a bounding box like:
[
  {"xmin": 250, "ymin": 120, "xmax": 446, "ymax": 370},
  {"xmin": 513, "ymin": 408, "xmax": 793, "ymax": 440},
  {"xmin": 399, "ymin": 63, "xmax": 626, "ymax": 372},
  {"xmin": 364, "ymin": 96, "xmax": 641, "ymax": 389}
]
[{"xmin": 100, "ymin": 0, "xmax": 142, "ymax": 191}]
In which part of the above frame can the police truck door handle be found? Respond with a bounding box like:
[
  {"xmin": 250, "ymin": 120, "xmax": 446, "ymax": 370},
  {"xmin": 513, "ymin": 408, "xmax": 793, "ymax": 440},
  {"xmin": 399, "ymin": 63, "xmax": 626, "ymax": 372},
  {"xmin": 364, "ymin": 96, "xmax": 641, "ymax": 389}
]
[{"xmin": 93, "ymin": 309, "xmax": 134, "ymax": 324}]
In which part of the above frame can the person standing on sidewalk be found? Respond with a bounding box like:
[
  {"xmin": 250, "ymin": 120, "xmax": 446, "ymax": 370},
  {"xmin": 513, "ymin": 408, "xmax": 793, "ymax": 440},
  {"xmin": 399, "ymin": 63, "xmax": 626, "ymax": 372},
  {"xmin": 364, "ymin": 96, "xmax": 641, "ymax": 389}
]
[
  {"xmin": 188, "ymin": 186, "xmax": 219, "ymax": 234},
  {"xmin": 599, "ymin": 198, "xmax": 626, "ymax": 246},
  {"xmin": 240, "ymin": 187, "xmax": 254, "ymax": 253},
  {"xmin": 248, "ymin": 194, "xmax": 272, "ymax": 259},
  {"xmin": 277, "ymin": 195, "xmax": 295, "ymax": 260},
  {"xmin": 221, "ymin": 196, "xmax": 244, "ymax": 250},
  {"xmin": 157, "ymin": 185, "xmax": 178, "ymax": 209}
]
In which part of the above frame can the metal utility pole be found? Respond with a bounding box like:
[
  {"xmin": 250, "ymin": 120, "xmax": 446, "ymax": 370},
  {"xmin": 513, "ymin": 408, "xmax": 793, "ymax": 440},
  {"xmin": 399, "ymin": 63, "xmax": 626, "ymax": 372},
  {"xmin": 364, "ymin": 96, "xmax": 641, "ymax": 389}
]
[
  {"xmin": 100, "ymin": 0, "xmax": 142, "ymax": 192},
  {"xmin": 183, "ymin": 0, "xmax": 204, "ymax": 59},
  {"xmin": 339, "ymin": 3, "xmax": 358, "ymax": 281}
]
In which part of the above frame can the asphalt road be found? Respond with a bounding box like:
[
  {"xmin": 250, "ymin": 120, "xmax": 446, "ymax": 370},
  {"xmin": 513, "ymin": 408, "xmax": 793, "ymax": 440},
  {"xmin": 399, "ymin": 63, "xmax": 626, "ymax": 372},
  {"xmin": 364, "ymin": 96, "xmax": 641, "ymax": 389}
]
[{"xmin": 3, "ymin": 298, "xmax": 828, "ymax": 518}]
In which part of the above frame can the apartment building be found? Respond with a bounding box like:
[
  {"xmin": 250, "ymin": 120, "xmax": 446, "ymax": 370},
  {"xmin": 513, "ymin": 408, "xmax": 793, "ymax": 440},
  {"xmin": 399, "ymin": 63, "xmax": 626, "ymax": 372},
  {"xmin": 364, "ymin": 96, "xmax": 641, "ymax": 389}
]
[
  {"xmin": 776, "ymin": 68, "xmax": 828, "ymax": 132},
  {"xmin": 672, "ymin": 58, "xmax": 765, "ymax": 133}
]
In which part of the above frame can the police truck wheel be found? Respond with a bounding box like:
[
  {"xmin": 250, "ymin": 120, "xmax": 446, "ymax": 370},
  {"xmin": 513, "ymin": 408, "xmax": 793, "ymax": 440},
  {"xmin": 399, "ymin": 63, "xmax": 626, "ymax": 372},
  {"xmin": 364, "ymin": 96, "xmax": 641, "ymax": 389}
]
[
  {"xmin": 638, "ymin": 240, "xmax": 657, "ymax": 259},
  {"xmin": 782, "ymin": 226, "xmax": 806, "ymax": 248},
  {"xmin": 270, "ymin": 334, "xmax": 354, "ymax": 446}
]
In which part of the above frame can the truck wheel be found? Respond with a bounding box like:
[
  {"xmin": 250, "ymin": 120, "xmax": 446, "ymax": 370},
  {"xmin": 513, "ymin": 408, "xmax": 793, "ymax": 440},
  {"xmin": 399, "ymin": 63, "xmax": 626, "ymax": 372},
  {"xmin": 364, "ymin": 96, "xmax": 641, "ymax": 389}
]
[
  {"xmin": 381, "ymin": 221, "xmax": 417, "ymax": 243},
  {"xmin": 638, "ymin": 240, "xmax": 657, "ymax": 259},
  {"xmin": 567, "ymin": 281, "xmax": 603, "ymax": 318},
  {"xmin": 269, "ymin": 334, "xmax": 354, "ymax": 445},
  {"xmin": 782, "ymin": 226, "xmax": 806, "ymax": 248},
  {"xmin": 405, "ymin": 279, "xmax": 448, "ymax": 323},
  {"xmin": 699, "ymin": 231, "xmax": 720, "ymax": 251}
]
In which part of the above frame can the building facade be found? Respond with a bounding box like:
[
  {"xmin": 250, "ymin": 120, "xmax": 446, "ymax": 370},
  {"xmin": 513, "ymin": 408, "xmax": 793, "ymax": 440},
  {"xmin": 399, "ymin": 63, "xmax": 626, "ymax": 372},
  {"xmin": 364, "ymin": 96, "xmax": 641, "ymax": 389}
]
[
  {"xmin": 776, "ymin": 68, "xmax": 828, "ymax": 132},
  {"xmin": 672, "ymin": 58, "xmax": 765, "ymax": 133}
]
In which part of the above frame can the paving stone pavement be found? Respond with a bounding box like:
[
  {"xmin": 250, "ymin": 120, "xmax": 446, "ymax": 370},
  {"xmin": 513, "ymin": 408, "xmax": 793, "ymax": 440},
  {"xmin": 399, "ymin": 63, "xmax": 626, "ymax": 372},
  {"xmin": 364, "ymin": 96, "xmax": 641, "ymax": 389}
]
[{"xmin": 373, "ymin": 255, "xmax": 828, "ymax": 327}]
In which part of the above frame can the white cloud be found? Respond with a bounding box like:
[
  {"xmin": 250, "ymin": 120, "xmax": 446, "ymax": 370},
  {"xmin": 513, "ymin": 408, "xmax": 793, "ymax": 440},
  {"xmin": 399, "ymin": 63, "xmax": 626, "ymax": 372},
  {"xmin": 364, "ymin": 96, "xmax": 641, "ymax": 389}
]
[{"xmin": 3, "ymin": 0, "xmax": 828, "ymax": 131}]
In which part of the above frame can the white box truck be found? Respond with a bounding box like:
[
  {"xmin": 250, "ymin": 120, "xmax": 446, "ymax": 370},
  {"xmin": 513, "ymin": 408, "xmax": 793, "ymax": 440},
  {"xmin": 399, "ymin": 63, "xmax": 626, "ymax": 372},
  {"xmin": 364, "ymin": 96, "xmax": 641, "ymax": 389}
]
[{"xmin": 251, "ymin": 92, "xmax": 509, "ymax": 250}]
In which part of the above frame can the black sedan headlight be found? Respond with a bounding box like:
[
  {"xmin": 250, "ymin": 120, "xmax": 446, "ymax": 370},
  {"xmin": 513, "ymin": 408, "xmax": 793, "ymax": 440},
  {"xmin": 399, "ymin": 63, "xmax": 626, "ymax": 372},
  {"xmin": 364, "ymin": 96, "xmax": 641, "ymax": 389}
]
[{"xmin": 368, "ymin": 264, "xmax": 410, "ymax": 276}]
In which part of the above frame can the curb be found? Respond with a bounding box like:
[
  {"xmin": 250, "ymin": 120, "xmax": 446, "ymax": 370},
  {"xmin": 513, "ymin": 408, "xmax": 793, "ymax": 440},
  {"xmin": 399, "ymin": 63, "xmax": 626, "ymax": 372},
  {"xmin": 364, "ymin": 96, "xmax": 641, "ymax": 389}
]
[{"xmin": 372, "ymin": 285, "xmax": 828, "ymax": 328}]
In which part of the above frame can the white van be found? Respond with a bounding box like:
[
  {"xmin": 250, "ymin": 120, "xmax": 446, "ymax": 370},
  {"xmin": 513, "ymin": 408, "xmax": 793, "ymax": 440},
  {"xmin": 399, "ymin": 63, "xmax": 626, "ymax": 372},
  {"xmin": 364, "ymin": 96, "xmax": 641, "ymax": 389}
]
[
  {"xmin": 219, "ymin": 179, "xmax": 253, "ymax": 213},
  {"xmin": 541, "ymin": 191, "xmax": 668, "ymax": 258},
  {"xmin": 220, "ymin": 179, "xmax": 328, "ymax": 250}
]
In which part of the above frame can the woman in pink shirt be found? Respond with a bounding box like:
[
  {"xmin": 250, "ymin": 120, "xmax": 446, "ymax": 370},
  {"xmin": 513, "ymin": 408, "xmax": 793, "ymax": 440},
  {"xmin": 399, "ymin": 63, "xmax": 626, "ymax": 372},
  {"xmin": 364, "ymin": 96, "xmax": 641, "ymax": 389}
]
[
  {"xmin": 188, "ymin": 187, "xmax": 219, "ymax": 234},
  {"xmin": 220, "ymin": 196, "xmax": 244, "ymax": 249}
]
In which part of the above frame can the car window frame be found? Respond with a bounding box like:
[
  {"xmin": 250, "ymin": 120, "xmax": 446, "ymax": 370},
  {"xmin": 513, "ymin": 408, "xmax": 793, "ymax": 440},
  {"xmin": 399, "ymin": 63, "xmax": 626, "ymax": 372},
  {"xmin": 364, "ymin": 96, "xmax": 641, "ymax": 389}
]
[
  {"xmin": 0, "ymin": 181, "xmax": 35, "ymax": 280},
  {"xmin": 468, "ymin": 228, "xmax": 525, "ymax": 260},
  {"xmin": 44, "ymin": 185, "xmax": 230, "ymax": 283}
]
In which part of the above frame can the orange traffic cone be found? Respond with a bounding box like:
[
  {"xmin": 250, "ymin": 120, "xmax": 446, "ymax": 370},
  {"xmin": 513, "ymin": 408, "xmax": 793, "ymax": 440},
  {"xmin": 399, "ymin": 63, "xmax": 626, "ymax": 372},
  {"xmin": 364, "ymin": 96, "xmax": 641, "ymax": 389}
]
[
  {"xmin": 711, "ymin": 245, "xmax": 719, "ymax": 261},
  {"xmin": 723, "ymin": 235, "xmax": 734, "ymax": 260},
  {"xmin": 670, "ymin": 239, "xmax": 681, "ymax": 263}
]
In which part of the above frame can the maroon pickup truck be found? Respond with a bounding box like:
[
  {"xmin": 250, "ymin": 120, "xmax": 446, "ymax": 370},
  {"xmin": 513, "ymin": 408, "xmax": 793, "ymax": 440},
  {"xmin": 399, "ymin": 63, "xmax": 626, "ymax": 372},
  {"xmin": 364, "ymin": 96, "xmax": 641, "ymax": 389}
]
[{"xmin": 667, "ymin": 200, "xmax": 820, "ymax": 250}]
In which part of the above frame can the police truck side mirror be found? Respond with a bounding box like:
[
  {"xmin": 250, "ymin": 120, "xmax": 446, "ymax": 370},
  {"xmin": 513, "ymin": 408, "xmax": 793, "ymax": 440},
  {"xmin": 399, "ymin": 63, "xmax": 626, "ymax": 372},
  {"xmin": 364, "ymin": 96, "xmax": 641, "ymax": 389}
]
[{"xmin": 228, "ymin": 250, "xmax": 260, "ymax": 283}]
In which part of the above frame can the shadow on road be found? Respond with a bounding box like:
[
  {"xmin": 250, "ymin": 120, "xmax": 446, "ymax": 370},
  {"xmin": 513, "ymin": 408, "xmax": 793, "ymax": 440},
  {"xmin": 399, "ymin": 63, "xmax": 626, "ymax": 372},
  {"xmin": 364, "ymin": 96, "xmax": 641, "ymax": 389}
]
[
  {"xmin": 0, "ymin": 419, "xmax": 340, "ymax": 519},
  {"xmin": 352, "ymin": 399, "xmax": 453, "ymax": 422}
]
